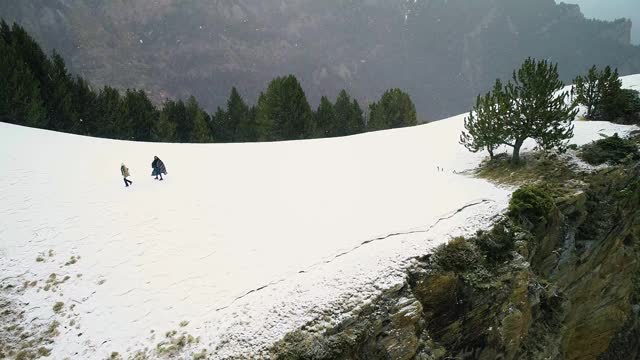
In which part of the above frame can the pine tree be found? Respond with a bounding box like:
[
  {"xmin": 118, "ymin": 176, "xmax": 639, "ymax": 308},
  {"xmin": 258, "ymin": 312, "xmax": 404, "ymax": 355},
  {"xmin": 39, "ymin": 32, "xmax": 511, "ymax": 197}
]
[
  {"xmin": 574, "ymin": 65, "xmax": 624, "ymax": 121},
  {"xmin": 6, "ymin": 23, "xmax": 51, "ymax": 97},
  {"xmin": 256, "ymin": 75, "xmax": 314, "ymax": 141},
  {"xmin": 186, "ymin": 96, "xmax": 211, "ymax": 143},
  {"xmin": 154, "ymin": 100, "xmax": 178, "ymax": 142},
  {"xmin": 95, "ymin": 86, "xmax": 124, "ymax": 139},
  {"xmin": 593, "ymin": 66, "xmax": 624, "ymax": 121},
  {"xmin": 247, "ymin": 106, "xmax": 258, "ymax": 140},
  {"xmin": 460, "ymin": 80, "xmax": 508, "ymax": 159},
  {"xmin": 0, "ymin": 35, "xmax": 46, "ymax": 127},
  {"xmin": 226, "ymin": 87, "xmax": 251, "ymax": 142},
  {"xmin": 368, "ymin": 89, "xmax": 417, "ymax": 131},
  {"xmin": 348, "ymin": 99, "xmax": 365, "ymax": 135},
  {"xmin": 72, "ymin": 77, "xmax": 97, "ymax": 135},
  {"xmin": 210, "ymin": 106, "xmax": 227, "ymax": 142},
  {"xmin": 122, "ymin": 89, "xmax": 157, "ymax": 141},
  {"xmin": 333, "ymin": 90, "xmax": 352, "ymax": 136},
  {"xmin": 47, "ymin": 51, "xmax": 78, "ymax": 133},
  {"xmin": 236, "ymin": 104, "xmax": 258, "ymax": 142},
  {"xmin": 504, "ymin": 58, "xmax": 576, "ymax": 162},
  {"xmin": 463, "ymin": 58, "xmax": 576, "ymax": 163},
  {"xmin": 573, "ymin": 65, "xmax": 600, "ymax": 119},
  {"xmin": 255, "ymin": 92, "xmax": 272, "ymax": 142},
  {"xmin": 165, "ymin": 100, "xmax": 189, "ymax": 142},
  {"xmin": 314, "ymin": 96, "xmax": 335, "ymax": 138},
  {"xmin": 620, "ymin": 89, "xmax": 640, "ymax": 124}
]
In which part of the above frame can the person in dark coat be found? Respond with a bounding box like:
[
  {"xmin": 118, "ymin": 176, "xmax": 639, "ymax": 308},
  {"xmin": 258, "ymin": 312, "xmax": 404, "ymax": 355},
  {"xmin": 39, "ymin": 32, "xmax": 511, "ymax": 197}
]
[
  {"xmin": 121, "ymin": 163, "xmax": 133, "ymax": 187},
  {"xmin": 151, "ymin": 156, "xmax": 167, "ymax": 181}
]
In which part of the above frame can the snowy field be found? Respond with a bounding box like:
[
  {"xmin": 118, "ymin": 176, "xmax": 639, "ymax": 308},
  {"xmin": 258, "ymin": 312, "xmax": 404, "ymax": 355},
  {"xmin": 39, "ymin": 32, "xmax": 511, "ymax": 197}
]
[{"xmin": 1, "ymin": 75, "xmax": 638, "ymax": 359}]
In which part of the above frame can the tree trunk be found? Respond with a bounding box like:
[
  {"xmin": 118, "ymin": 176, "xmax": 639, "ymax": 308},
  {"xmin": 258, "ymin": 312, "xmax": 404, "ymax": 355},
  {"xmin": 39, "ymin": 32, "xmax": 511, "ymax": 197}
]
[
  {"xmin": 488, "ymin": 147, "xmax": 494, "ymax": 160},
  {"xmin": 512, "ymin": 139, "xmax": 524, "ymax": 164}
]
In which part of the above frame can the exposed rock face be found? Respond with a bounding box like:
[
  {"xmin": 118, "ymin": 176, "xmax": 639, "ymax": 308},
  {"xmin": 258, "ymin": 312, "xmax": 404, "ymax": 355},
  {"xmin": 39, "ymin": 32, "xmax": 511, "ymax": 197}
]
[
  {"xmin": 602, "ymin": 19, "xmax": 634, "ymax": 46},
  {"xmin": 270, "ymin": 282, "xmax": 425, "ymax": 359},
  {"xmin": 271, "ymin": 163, "xmax": 640, "ymax": 359},
  {"xmin": 1, "ymin": 0, "xmax": 639, "ymax": 119}
]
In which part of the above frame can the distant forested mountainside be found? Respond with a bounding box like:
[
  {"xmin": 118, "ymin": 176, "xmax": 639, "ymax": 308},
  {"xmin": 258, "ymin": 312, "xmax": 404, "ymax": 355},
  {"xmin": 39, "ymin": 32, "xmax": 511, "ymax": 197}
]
[
  {"xmin": 2, "ymin": 0, "xmax": 640, "ymax": 119},
  {"xmin": 1, "ymin": 21, "xmax": 419, "ymax": 142}
]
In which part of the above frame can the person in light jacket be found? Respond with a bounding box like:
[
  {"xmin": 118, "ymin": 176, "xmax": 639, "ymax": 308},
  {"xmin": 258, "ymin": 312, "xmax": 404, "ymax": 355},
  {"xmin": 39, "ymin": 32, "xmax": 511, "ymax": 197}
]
[{"xmin": 121, "ymin": 163, "xmax": 133, "ymax": 187}]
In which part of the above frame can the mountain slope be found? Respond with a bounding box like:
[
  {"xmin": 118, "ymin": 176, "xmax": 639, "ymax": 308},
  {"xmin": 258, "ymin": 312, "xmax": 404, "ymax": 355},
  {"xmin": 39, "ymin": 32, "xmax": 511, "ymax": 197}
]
[
  {"xmin": 2, "ymin": 0, "xmax": 639, "ymax": 119},
  {"xmin": 1, "ymin": 75, "xmax": 639, "ymax": 359}
]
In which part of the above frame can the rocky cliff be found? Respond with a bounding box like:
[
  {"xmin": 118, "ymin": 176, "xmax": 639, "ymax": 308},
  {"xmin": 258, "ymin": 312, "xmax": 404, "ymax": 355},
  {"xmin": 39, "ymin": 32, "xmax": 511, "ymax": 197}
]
[
  {"xmin": 1, "ymin": 0, "xmax": 639, "ymax": 119},
  {"xmin": 270, "ymin": 151, "xmax": 640, "ymax": 359}
]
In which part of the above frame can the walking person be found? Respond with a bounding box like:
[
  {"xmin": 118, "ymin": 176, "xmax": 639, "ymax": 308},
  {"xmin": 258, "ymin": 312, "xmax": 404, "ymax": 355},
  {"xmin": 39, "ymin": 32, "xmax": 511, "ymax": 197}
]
[
  {"xmin": 121, "ymin": 163, "xmax": 133, "ymax": 187},
  {"xmin": 151, "ymin": 156, "xmax": 167, "ymax": 181}
]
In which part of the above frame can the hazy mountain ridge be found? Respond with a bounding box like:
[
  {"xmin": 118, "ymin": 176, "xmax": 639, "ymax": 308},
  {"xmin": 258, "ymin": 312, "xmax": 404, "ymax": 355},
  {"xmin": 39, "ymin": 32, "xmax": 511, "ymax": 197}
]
[{"xmin": 2, "ymin": 0, "xmax": 639, "ymax": 119}]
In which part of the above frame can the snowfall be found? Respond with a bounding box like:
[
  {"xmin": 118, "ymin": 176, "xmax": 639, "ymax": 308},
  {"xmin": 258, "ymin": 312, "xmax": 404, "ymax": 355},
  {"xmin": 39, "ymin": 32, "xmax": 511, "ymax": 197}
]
[{"xmin": 1, "ymin": 75, "xmax": 639, "ymax": 359}]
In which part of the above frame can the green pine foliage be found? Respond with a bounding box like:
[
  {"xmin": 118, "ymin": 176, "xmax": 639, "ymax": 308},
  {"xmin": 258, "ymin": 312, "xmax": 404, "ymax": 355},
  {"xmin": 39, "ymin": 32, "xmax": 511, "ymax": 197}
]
[
  {"xmin": 573, "ymin": 65, "xmax": 602, "ymax": 119},
  {"xmin": 165, "ymin": 100, "xmax": 188, "ymax": 142},
  {"xmin": 210, "ymin": 106, "xmax": 227, "ymax": 142},
  {"xmin": 216, "ymin": 87, "xmax": 242, "ymax": 142},
  {"xmin": 315, "ymin": 91, "xmax": 366, "ymax": 138},
  {"xmin": 367, "ymin": 89, "xmax": 417, "ymax": 131},
  {"xmin": 506, "ymin": 58, "xmax": 577, "ymax": 160},
  {"xmin": 433, "ymin": 237, "xmax": 482, "ymax": 274},
  {"xmin": 336, "ymin": 90, "xmax": 365, "ymax": 136},
  {"xmin": 95, "ymin": 86, "xmax": 124, "ymax": 139},
  {"xmin": 461, "ymin": 58, "xmax": 577, "ymax": 163},
  {"xmin": 226, "ymin": 87, "xmax": 253, "ymax": 142},
  {"xmin": 254, "ymin": 92, "xmax": 270, "ymax": 142},
  {"xmin": 574, "ymin": 65, "xmax": 639, "ymax": 124},
  {"xmin": 349, "ymin": 99, "xmax": 365, "ymax": 135},
  {"xmin": 186, "ymin": 96, "xmax": 212, "ymax": 143},
  {"xmin": 0, "ymin": 20, "xmax": 419, "ymax": 143},
  {"xmin": 123, "ymin": 89, "xmax": 157, "ymax": 141},
  {"xmin": 580, "ymin": 133, "xmax": 640, "ymax": 166},
  {"xmin": 597, "ymin": 87, "xmax": 640, "ymax": 124},
  {"xmin": 508, "ymin": 184, "xmax": 556, "ymax": 228},
  {"xmin": 618, "ymin": 89, "xmax": 640, "ymax": 124},
  {"xmin": 72, "ymin": 77, "xmax": 97, "ymax": 136},
  {"xmin": 590, "ymin": 66, "xmax": 622, "ymax": 121},
  {"xmin": 333, "ymin": 90, "xmax": 352, "ymax": 137},
  {"xmin": 256, "ymin": 75, "xmax": 315, "ymax": 141},
  {"xmin": 50, "ymin": 52, "xmax": 81, "ymax": 132},
  {"xmin": 314, "ymin": 96, "xmax": 335, "ymax": 138},
  {"xmin": 460, "ymin": 80, "xmax": 508, "ymax": 159}
]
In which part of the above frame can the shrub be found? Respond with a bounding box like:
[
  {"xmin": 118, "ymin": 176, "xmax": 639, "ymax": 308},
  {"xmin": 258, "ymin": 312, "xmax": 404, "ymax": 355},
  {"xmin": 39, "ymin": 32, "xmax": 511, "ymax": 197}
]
[
  {"xmin": 475, "ymin": 222, "xmax": 516, "ymax": 264},
  {"xmin": 580, "ymin": 133, "xmax": 639, "ymax": 166},
  {"xmin": 434, "ymin": 237, "xmax": 482, "ymax": 273},
  {"xmin": 508, "ymin": 185, "xmax": 556, "ymax": 227},
  {"xmin": 52, "ymin": 302, "xmax": 64, "ymax": 313},
  {"xmin": 597, "ymin": 89, "xmax": 640, "ymax": 124}
]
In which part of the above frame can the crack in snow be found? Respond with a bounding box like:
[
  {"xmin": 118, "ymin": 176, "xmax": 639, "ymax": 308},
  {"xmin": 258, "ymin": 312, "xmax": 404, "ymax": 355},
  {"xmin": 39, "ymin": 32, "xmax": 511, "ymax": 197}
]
[{"xmin": 211, "ymin": 199, "xmax": 494, "ymax": 313}]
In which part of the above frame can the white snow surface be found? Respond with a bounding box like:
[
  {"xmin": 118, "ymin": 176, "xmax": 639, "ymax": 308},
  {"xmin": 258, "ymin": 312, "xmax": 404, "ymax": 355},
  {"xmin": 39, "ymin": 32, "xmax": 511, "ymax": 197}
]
[{"xmin": 1, "ymin": 75, "xmax": 639, "ymax": 359}]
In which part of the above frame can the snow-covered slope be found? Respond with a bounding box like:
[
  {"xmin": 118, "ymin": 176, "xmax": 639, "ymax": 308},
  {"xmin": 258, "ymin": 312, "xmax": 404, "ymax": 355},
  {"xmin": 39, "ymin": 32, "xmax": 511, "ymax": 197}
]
[{"xmin": 1, "ymin": 76, "xmax": 638, "ymax": 359}]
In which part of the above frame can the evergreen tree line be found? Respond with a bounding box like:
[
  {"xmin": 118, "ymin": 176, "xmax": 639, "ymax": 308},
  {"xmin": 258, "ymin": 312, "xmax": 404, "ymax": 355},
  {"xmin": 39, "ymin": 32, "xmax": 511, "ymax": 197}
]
[
  {"xmin": 461, "ymin": 58, "xmax": 640, "ymax": 164},
  {"xmin": 0, "ymin": 21, "xmax": 417, "ymax": 143}
]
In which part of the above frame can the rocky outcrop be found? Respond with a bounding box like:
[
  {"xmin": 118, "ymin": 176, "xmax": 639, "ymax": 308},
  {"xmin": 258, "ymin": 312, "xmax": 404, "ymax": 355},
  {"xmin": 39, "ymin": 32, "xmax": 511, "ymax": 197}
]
[
  {"xmin": 271, "ymin": 163, "xmax": 640, "ymax": 359},
  {"xmin": 601, "ymin": 19, "xmax": 634, "ymax": 46},
  {"xmin": 270, "ymin": 283, "xmax": 426, "ymax": 360}
]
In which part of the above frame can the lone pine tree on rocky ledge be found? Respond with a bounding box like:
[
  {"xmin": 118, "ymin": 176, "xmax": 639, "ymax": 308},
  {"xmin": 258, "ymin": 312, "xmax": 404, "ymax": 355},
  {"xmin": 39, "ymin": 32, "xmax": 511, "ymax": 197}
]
[{"xmin": 461, "ymin": 58, "xmax": 577, "ymax": 164}]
